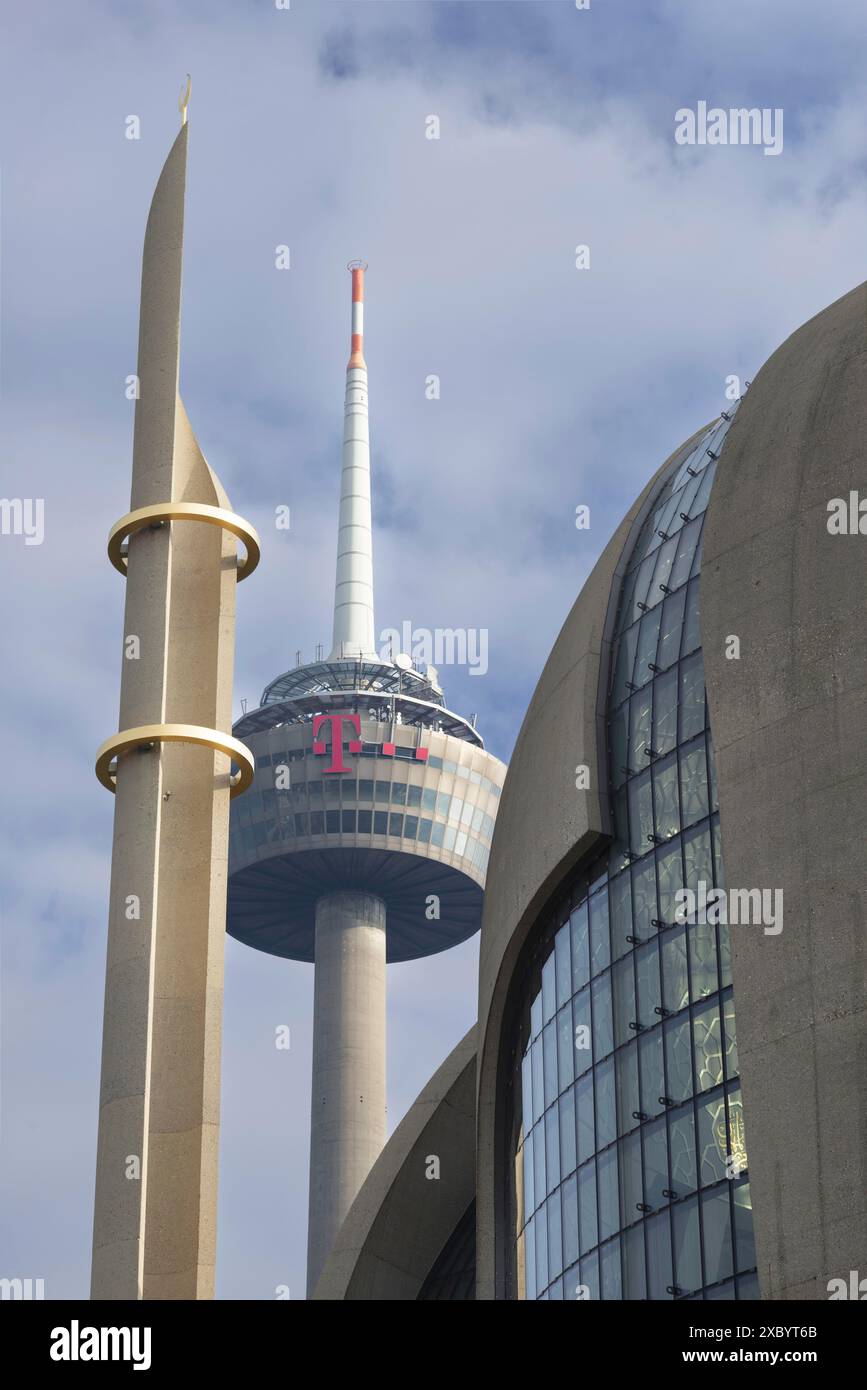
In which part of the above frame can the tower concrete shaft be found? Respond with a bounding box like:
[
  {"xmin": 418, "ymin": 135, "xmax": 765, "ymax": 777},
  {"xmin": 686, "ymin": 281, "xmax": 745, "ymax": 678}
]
[
  {"xmin": 328, "ymin": 263, "xmax": 378, "ymax": 662},
  {"xmin": 91, "ymin": 114, "xmax": 254, "ymax": 1299},
  {"xmin": 306, "ymin": 891, "xmax": 387, "ymax": 1294}
]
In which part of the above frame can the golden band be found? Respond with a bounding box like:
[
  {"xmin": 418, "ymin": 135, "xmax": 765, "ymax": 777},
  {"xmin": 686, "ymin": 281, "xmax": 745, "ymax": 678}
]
[
  {"xmin": 95, "ymin": 723, "xmax": 255, "ymax": 798},
  {"xmin": 107, "ymin": 503, "xmax": 261, "ymax": 580}
]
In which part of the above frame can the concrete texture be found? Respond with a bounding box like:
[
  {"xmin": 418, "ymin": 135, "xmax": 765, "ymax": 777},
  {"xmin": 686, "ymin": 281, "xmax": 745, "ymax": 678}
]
[
  {"xmin": 474, "ymin": 423, "xmax": 710, "ymax": 1299},
  {"xmin": 307, "ymin": 892, "xmax": 387, "ymax": 1294},
  {"xmin": 701, "ymin": 281, "xmax": 867, "ymax": 1300},
  {"xmin": 91, "ymin": 124, "xmax": 241, "ymax": 1299},
  {"xmin": 313, "ymin": 1027, "xmax": 476, "ymax": 1300}
]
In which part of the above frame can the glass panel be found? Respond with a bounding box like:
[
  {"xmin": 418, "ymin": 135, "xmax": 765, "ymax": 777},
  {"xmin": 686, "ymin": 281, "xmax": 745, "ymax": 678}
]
[
  {"xmin": 590, "ymin": 890, "xmax": 611, "ymax": 976},
  {"xmin": 702, "ymin": 1189, "xmax": 734, "ymax": 1286},
  {"xmin": 697, "ymin": 1088, "xmax": 728, "ymax": 1185},
  {"xmin": 636, "ymin": 939, "xmax": 661, "ymax": 1020},
  {"xmin": 542, "ymin": 953, "xmax": 556, "ymax": 1025},
  {"xmin": 525, "ymin": 1221, "xmax": 536, "ymax": 1301},
  {"xmin": 545, "ymin": 1105, "xmax": 561, "ymax": 1192},
  {"xmin": 643, "ymin": 1116, "xmax": 669, "ymax": 1207},
  {"xmin": 616, "ymin": 1044, "xmax": 639, "ymax": 1135},
  {"xmin": 595, "ymin": 1057, "xmax": 616, "ymax": 1150},
  {"xmin": 597, "ymin": 1147, "xmax": 619, "ymax": 1243},
  {"xmin": 629, "ymin": 689, "xmax": 653, "ymax": 767},
  {"xmin": 548, "ymin": 1189, "xmax": 563, "ymax": 1282},
  {"xmin": 624, "ymin": 1223, "xmax": 646, "ymax": 1301},
  {"xmin": 665, "ymin": 1017, "xmax": 694, "ymax": 1102},
  {"xmin": 522, "ymin": 1051, "xmax": 533, "ymax": 1140},
  {"xmin": 531, "ymin": 1037, "xmax": 544, "ymax": 1123},
  {"xmin": 578, "ymin": 1160, "xmax": 598, "ymax": 1255},
  {"xmin": 543, "ymin": 1020, "xmax": 558, "ymax": 1107},
  {"xmin": 733, "ymin": 1181, "xmax": 756, "ymax": 1272},
  {"xmin": 533, "ymin": 1122, "xmax": 546, "ymax": 1206},
  {"xmin": 600, "ymin": 1236, "xmax": 622, "ymax": 1301},
  {"xmin": 648, "ymin": 533, "xmax": 679, "ymax": 606},
  {"xmin": 634, "ymin": 608, "xmax": 662, "ymax": 687},
  {"xmin": 673, "ymin": 1195, "xmax": 702, "ymax": 1296},
  {"xmin": 576, "ymin": 1072, "xmax": 595, "ymax": 1166},
  {"xmin": 609, "ymin": 871, "xmax": 633, "ymax": 960},
  {"xmin": 653, "ymin": 666, "xmax": 679, "ymax": 755},
  {"xmin": 612, "ymin": 958, "xmax": 636, "ymax": 1048},
  {"xmin": 669, "ymin": 516, "xmax": 702, "ymax": 591},
  {"xmin": 620, "ymin": 1131, "xmax": 643, "ymax": 1226},
  {"xmin": 560, "ymin": 1085, "xmax": 577, "ymax": 1179},
  {"xmin": 640, "ymin": 1028, "xmax": 664, "ymax": 1117},
  {"xmin": 663, "ymin": 925, "xmax": 690, "ymax": 1011},
  {"xmin": 656, "ymin": 586, "xmax": 688, "ymax": 673},
  {"xmin": 629, "ymin": 771, "xmax": 653, "ymax": 856},
  {"xmin": 591, "ymin": 976, "xmax": 612, "ymax": 1062},
  {"xmin": 558, "ymin": 1004, "xmax": 575, "ymax": 1091},
  {"xmin": 653, "ymin": 751, "xmax": 680, "ymax": 840},
  {"xmin": 680, "ymin": 740, "xmax": 709, "ymax": 827},
  {"xmin": 535, "ymin": 1200, "xmax": 549, "ymax": 1294},
  {"xmin": 670, "ymin": 1107, "xmax": 697, "ymax": 1195},
  {"xmin": 680, "ymin": 578, "xmax": 702, "ymax": 656},
  {"xmin": 693, "ymin": 1001, "xmax": 723, "ymax": 1093},
  {"xmin": 656, "ymin": 841, "xmax": 683, "ymax": 926},
  {"xmin": 561, "ymin": 1173, "xmax": 579, "ymax": 1271},
  {"xmin": 679, "ymin": 651, "xmax": 706, "ymax": 741},
  {"xmin": 646, "ymin": 1210, "xmax": 673, "ymax": 1299},
  {"xmin": 631, "ymin": 859, "xmax": 656, "ymax": 938},
  {"xmin": 555, "ymin": 924, "xmax": 571, "ymax": 1007},
  {"xmin": 522, "ymin": 1134, "xmax": 535, "ymax": 1226},
  {"xmin": 570, "ymin": 903, "xmax": 590, "ymax": 992},
  {"xmin": 610, "ymin": 704, "xmax": 629, "ymax": 788}
]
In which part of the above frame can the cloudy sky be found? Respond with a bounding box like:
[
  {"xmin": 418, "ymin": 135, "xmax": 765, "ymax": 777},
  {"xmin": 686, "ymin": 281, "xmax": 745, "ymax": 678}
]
[{"xmin": 0, "ymin": 0, "xmax": 864, "ymax": 1299}]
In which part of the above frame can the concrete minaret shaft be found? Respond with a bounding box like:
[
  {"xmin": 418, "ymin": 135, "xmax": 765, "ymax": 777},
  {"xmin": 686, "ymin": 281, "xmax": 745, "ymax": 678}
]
[
  {"xmin": 91, "ymin": 100, "xmax": 257, "ymax": 1299},
  {"xmin": 328, "ymin": 263, "xmax": 378, "ymax": 662}
]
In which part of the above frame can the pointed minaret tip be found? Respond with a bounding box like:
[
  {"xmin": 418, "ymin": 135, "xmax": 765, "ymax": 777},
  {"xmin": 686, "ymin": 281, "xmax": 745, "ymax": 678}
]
[
  {"xmin": 179, "ymin": 73, "xmax": 191, "ymax": 126},
  {"xmin": 347, "ymin": 259, "xmax": 367, "ymax": 369}
]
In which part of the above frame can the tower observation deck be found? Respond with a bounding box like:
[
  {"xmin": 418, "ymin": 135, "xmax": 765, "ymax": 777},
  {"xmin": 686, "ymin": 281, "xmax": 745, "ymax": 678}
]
[{"xmin": 226, "ymin": 265, "xmax": 506, "ymax": 1293}]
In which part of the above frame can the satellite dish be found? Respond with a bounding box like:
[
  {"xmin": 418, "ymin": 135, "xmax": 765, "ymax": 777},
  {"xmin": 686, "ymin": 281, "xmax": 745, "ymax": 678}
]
[{"xmin": 394, "ymin": 652, "xmax": 413, "ymax": 672}]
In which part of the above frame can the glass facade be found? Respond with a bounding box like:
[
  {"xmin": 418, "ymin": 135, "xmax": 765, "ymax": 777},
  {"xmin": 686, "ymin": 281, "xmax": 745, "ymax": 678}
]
[{"xmin": 508, "ymin": 409, "xmax": 758, "ymax": 1300}]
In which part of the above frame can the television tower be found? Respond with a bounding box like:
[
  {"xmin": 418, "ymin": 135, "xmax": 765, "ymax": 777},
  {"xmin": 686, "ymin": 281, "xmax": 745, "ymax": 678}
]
[{"xmin": 226, "ymin": 265, "xmax": 506, "ymax": 1294}]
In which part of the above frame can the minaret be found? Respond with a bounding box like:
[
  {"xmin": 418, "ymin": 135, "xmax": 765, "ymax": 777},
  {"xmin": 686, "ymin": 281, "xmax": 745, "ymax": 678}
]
[
  {"xmin": 328, "ymin": 261, "xmax": 378, "ymax": 662},
  {"xmin": 91, "ymin": 82, "xmax": 259, "ymax": 1299}
]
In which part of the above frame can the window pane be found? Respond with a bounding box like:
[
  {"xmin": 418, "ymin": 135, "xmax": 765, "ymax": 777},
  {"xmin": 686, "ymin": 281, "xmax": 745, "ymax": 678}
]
[
  {"xmin": 656, "ymin": 587, "xmax": 688, "ymax": 672},
  {"xmin": 646, "ymin": 1210, "xmax": 673, "ymax": 1299},
  {"xmin": 590, "ymin": 890, "xmax": 611, "ymax": 976},
  {"xmin": 653, "ymin": 666, "xmax": 679, "ymax": 755},
  {"xmin": 590, "ymin": 977, "xmax": 611, "ymax": 1063},
  {"xmin": 697, "ymin": 1088, "xmax": 728, "ymax": 1186},
  {"xmin": 620, "ymin": 1131, "xmax": 642, "ymax": 1225},
  {"xmin": 733, "ymin": 1181, "xmax": 756, "ymax": 1272},
  {"xmin": 679, "ymin": 651, "xmax": 706, "ymax": 740},
  {"xmin": 653, "ymin": 751, "xmax": 680, "ymax": 841},
  {"xmin": 643, "ymin": 1116, "xmax": 669, "ymax": 1207},
  {"xmin": 673, "ymin": 1195, "xmax": 702, "ymax": 1295},
  {"xmin": 702, "ymin": 1189, "xmax": 734, "ymax": 1285},
  {"xmin": 600, "ymin": 1236, "xmax": 622, "ymax": 1301},
  {"xmin": 555, "ymin": 925, "xmax": 572, "ymax": 1007},
  {"xmin": 663, "ymin": 925, "xmax": 690, "ymax": 1011},
  {"xmin": 670, "ymin": 1107, "xmax": 697, "ymax": 1195},
  {"xmin": 595, "ymin": 1057, "xmax": 616, "ymax": 1150},
  {"xmin": 597, "ymin": 1148, "xmax": 619, "ymax": 1243},
  {"xmin": 545, "ymin": 1104, "xmax": 561, "ymax": 1192},
  {"xmin": 561, "ymin": 1173, "xmax": 579, "ymax": 1271},
  {"xmin": 570, "ymin": 903, "xmax": 590, "ymax": 991},
  {"xmin": 558, "ymin": 1004, "xmax": 575, "ymax": 1090},
  {"xmin": 576, "ymin": 1072, "xmax": 595, "ymax": 1166},
  {"xmin": 616, "ymin": 1043, "xmax": 639, "ymax": 1135},
  {"xmin": 680, "ymin": 741, "xmax": 709, "ymax": 827},
  {"xmin": 560, "ymin": 1086, "xmax": 577, "ymax": 1179},
  {"xmin": 693, "ymin": 1001, "xmax": 723, "ymax": 1094},
  {"xmin": 578, "ymin": 1160, "xmax": 598, "ymax": 1255},
  {"xmin": 624, "ymin": 1223, "xmax": 647, "ymax": 1300}
]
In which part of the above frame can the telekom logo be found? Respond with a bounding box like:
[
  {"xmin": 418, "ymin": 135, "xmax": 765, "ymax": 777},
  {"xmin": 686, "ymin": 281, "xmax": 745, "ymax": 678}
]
[{"xmin": 312, "ymin": 711, "xmax": 429, "ymax": 774}]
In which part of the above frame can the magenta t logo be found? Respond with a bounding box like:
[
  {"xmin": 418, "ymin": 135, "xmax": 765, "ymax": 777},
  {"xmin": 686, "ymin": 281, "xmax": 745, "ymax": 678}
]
[{"xmin": 312, "ymin": 712, "xmax": 362, "ymax": 774}]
